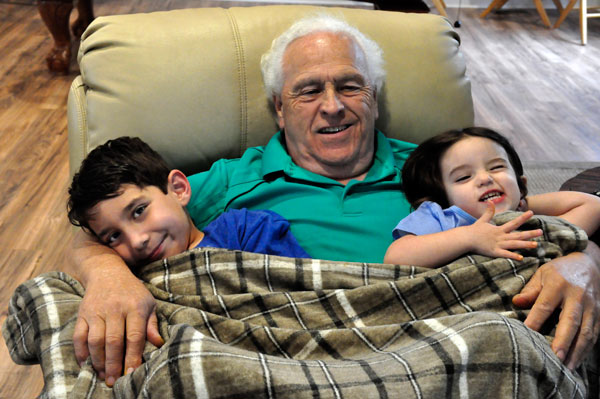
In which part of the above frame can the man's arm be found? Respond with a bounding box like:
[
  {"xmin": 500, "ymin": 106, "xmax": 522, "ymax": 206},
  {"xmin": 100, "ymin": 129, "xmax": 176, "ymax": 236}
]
[
  {"xmin": 384, "ymin": 204, "xmax": 541, "ymax": 267},
  {"xmin": 69, "ymin": 229, "xmax": 164, "ymax": 387}
]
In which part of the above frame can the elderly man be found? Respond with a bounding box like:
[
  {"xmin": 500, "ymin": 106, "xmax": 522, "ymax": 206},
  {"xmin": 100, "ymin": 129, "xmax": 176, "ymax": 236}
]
[{"xmin": 71, "ymin": 15, "xmax": 600, "ymax": 388}]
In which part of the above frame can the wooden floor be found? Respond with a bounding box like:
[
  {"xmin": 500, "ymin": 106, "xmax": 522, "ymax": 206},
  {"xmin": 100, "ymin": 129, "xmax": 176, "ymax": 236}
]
[{"xmin": 0, "ymin": 1, "xmax": 599, "ymax": 397}]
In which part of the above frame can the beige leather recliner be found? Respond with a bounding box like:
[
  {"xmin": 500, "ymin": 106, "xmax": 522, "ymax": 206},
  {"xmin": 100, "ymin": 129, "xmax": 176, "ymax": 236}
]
[{"xmin": 67, "ymin": 5, "xmax": 473, "ymax": 176}]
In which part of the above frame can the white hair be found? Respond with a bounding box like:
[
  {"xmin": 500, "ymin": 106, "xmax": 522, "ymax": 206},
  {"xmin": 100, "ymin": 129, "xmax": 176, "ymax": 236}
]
[{"xmin": 260, "ymin": 14, "xmax": 386, "ymax": 99}]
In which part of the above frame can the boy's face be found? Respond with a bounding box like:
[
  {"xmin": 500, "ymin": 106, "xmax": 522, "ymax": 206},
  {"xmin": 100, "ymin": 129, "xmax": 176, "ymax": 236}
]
[
  {"xmin": 87, "ymin": 172, "xmax": 201, "ymax": 267},
  {"xmin": 440, "ymin": 136, "xmax": 523, "ymax": 218}
]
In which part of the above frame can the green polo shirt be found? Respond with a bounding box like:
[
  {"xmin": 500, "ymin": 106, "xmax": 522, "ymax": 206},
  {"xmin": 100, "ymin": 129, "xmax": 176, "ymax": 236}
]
[{"xmin": 187, "ymin": 131, "xmax": 416, "ymax": 263}]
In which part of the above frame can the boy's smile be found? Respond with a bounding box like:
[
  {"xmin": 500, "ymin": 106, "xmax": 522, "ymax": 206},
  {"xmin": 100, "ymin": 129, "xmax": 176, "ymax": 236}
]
[
  {"xmin": 87, "ymin": 178, "xmax": 203, "ymax": 267},
  {"xmin": 440, "ymin": 136, "xmax": 523, "ymax": 218}
]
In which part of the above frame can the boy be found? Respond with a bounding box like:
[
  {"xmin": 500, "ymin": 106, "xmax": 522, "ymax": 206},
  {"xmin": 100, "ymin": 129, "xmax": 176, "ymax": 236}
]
[{"xmin": 67, "ymin": 137, "xmax": 310, "ymax": 268}]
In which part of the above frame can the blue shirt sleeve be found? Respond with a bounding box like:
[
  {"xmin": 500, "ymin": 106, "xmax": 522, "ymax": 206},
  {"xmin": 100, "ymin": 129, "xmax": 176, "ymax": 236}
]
[
  {"xmin": 392, "ymin": 201, "xmax": 477, "ymax": 239},
  {"xmin": 198, "ymin": 209, "xmax": 311, "ymax": 258}
]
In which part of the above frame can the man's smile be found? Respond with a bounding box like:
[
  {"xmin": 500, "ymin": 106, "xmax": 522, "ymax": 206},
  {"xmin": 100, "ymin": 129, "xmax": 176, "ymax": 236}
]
[{"xmin": 317, "ymin": 124, "xmax": 352, "ymax": 134}]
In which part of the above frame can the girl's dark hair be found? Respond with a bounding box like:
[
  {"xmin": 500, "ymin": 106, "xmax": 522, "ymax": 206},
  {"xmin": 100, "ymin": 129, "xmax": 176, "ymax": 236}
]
[
  {"xmin": 402, "ymin": 127, "xmax": 528, "ymax": 210},
  {"xmin": 67, "ymin": 136, "xmax": 170, "ymax": 231}
]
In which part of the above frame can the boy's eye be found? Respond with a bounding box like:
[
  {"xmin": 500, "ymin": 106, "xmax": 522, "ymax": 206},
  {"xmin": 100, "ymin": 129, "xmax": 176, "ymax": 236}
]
[
  {"xmin": 133, "ymin": 205, "xmax": 146, "ymax": 219},
  {"xmin": 106, "ymin": 232, "xmax": 120, "ymax": 246}
]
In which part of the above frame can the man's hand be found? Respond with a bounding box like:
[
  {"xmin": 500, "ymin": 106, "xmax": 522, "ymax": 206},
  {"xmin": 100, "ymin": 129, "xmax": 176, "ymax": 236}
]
[
  {"xmin": 513, "ymin": 242, "xmax": 600, "ymax": 369},
  {"xmin": 70, "ymin": 230, "xmax": 164, "ymax": 387},
  {"xmin": 467, "ymin": 203, "xmax": 542, "ymax": 260}
]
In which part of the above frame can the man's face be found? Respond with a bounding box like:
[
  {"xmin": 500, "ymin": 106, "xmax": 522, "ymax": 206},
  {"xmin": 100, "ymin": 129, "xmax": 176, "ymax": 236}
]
[
  {"xmin": 87, "ymin": 181, "xmax": 196, "ymax": 267},
  {"xmin": 274, "ymin": 32, "xmax": 379, "ymax": 181}
]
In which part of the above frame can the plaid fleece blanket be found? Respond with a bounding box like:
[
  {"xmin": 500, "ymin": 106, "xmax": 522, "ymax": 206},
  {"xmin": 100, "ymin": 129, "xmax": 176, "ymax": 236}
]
[{"xmin": 3, "ymin": 212, "xmax": 598, "ymax": 398}]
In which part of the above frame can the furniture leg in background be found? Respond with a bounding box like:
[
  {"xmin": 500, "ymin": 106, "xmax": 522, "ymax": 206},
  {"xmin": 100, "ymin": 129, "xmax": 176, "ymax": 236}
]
[
  {"xmin": 432, "ymin": 0, "xmax": 449, "ymax": 18},
  {"xmin": 480, "ymin": 0, "xmax": 559, "ymax": 27},
  {"xmin": 37, "ymin": 0, "xmax": 94, "ymax": 74},
  {"xmin": 554, "ymin": 0, "xmax": 600, "ymax": 44}
]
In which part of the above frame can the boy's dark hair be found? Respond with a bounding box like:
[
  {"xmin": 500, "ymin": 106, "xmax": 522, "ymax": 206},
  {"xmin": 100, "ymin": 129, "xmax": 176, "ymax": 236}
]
[
  {"xmin": 402, "ymin": 127, "xmax": 528, "ymax": 210},
  {"xmin": 67, "ymin": 136, "xmax": 170, "ymax": 231}
]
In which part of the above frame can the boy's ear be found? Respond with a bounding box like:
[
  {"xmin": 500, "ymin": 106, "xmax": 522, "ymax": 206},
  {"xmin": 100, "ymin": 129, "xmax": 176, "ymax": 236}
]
[{"xmin": 167, "ymin": 170, "xmax": 192, "ymax": 206}]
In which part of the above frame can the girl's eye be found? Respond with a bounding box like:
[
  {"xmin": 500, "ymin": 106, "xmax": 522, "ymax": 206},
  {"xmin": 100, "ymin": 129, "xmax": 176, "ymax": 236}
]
[
  {"xmin": 133, "ymin": 205, "xmax": 146, "ymax": 219},
  {"xmin": 455, "ymin": 175, "xmax": 470, "ymax": 182},
  {"xmin": 490, "ymin": 164, "xmax": 505, "ymax": 171}
]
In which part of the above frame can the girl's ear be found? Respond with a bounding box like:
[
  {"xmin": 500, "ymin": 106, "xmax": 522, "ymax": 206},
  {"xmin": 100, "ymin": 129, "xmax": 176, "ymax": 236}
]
[
  {"xmin": 167, "ymin": 170, "xmax": 192, "ymax": 206},
  {"xmin": 517, "ymin": 175, "xmax": 529, "ymax": 211},
  {"xmin": 519, "ymin": 175, "xmax": 528, "ymax": 197}
]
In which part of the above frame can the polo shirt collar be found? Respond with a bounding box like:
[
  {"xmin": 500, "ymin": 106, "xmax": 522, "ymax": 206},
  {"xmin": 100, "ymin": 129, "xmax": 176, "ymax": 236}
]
[{"xmin": 261, "ymin": 131, "xmax": 398, "ymax": 183}]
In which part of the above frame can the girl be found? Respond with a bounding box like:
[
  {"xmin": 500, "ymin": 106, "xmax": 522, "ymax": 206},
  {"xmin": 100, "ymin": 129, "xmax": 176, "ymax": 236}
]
[{"xmin": 384, "ymin": 127, "xmax": 600, "ymax": 267}]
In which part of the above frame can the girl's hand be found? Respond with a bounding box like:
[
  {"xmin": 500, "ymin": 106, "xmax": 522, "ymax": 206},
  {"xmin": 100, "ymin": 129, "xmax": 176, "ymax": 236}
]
[{"xmin": 466, "ymin": 201, "xmax": 542, "ymax": 260}]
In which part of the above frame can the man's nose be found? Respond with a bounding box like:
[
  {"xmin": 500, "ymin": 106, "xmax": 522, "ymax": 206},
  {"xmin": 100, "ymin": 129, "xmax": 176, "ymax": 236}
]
[{"xmin": 320, "ymin": 87, "xmax": 344, "ymax": 115}]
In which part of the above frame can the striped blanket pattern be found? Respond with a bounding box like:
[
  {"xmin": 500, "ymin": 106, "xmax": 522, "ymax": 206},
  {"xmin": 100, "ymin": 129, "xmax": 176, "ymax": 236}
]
[{"xmin": 3, "ymin": 212, "xmax": 597, "ymax": 398}]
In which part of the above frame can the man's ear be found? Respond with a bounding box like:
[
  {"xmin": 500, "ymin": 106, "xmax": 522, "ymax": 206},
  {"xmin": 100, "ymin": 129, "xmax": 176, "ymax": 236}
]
[
  {"xmin": 167, "ymin": 170, "xmax": 192, "ymax": 206},
  {"xmin": 273, "ymin": 95, "xmax": 285, "ymax": 130}
]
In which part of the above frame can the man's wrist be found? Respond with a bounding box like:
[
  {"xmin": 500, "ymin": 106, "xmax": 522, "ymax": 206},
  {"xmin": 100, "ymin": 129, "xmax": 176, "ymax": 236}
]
[{"xmin": 584, "ymin": 241, "xmax": 600, "ymax": 268}]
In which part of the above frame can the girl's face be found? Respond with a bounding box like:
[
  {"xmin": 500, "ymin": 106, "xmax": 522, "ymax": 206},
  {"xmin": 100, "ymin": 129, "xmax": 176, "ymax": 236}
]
[{"xmin": 440, "ymin": 136, "xmax": 523, "ymax": 218}]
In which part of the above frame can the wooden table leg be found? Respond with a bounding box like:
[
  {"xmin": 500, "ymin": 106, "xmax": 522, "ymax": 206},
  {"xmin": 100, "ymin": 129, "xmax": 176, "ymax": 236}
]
[
  {"xmin": 533, "ymin": 0, "xmax": 552, "ymax": 27},
  {"xmin": 480, "ymin": 0, "xmax": 509, "ymax": 18},
  {"xmin": 554, "ymin": 0, "xmax": 578, "ymax": 28},
  {"xmin": 431, "ymin": 0, "xmax": 449, "ymax": 18}
]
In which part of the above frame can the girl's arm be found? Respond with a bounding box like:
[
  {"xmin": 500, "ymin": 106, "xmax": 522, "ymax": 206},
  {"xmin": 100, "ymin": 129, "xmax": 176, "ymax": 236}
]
[
  {"xmin": 527, "ymin": 191, "xmax": 600, "ymax": 236},
  {"xmin": 384, "ymin": 227, "xmax": 478, "ymax": 267},
  {"xmin": 384, "ymin": 204, "xmax": 541, "ymax": 267}
]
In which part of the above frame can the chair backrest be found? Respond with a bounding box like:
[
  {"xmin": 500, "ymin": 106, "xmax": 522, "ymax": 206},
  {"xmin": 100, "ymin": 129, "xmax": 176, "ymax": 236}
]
[{"xmin": 67, "ymin": 5, "xmax": 474, "ymax": 176}]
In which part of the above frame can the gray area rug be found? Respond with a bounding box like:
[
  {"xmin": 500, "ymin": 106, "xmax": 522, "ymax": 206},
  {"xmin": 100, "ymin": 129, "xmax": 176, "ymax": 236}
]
[{"xmin": 524, "ymin": 162, "xmax": 600, "ymax": 195}]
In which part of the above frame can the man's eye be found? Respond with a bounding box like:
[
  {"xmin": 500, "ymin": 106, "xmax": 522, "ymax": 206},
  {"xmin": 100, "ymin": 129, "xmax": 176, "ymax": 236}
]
[
  {"xmin": 300, "ymin": 88, "xmax": 320, "ymax": 96},
  {"xmin": 340, "ymin": 85, "xmax": 361, "ymax": 92},
  {"xmin": 133, "ymin": 205, "xmax": 146, "ymax": 219}
]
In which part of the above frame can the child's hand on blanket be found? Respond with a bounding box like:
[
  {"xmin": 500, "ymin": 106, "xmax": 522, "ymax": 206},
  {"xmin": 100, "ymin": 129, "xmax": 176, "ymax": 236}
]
[{"xmin": 466, "ymin": 203, "xmax": 542, "ymax": 261}]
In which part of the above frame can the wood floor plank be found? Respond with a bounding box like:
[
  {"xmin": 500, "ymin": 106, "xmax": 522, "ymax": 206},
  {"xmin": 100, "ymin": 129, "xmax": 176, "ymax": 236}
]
[{"xmin": 0, "ymin": 1, "xmax": 598, "ymax": 398}]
